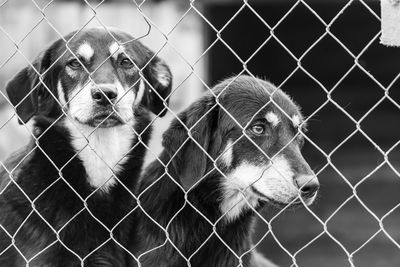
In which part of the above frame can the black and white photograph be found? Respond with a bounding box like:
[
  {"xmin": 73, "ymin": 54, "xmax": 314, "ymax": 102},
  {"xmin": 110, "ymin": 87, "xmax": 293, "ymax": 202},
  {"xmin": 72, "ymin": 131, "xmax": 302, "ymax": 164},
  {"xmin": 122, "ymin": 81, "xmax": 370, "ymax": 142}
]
[{"xmin": 0, "ymin": 0, "xmax": 400, "ymax": 266}]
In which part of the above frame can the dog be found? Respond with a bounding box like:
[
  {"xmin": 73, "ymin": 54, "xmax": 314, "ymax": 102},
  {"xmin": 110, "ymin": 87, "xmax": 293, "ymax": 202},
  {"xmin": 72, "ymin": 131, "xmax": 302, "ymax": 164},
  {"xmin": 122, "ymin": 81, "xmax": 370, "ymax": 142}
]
[
  {"xmin": 0, "ymin": 27, "xmax": 172, "ymax": 266},
  {"xmin": 127, "ymin": 75, "xmax": 319, "ymax": 267}
]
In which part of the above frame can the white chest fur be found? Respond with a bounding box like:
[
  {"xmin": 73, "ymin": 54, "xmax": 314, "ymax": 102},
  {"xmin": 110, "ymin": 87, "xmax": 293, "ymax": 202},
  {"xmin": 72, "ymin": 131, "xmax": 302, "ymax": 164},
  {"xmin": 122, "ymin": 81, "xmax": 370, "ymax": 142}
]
[{"xmin": 65, "ymin": 120, "xmax": 135, "ymax": 191}]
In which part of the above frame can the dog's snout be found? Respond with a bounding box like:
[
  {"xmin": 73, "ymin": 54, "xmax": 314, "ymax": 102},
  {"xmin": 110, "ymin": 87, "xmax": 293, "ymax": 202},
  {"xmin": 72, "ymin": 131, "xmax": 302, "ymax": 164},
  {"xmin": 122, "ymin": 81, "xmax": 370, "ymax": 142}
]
[
  {"xmin": 295, "ymin": 175, "xmax": 319, "ymax": 198},
  {"xmin": 91, "ymin": 86, "xmax": 118, "ymax": 106}
]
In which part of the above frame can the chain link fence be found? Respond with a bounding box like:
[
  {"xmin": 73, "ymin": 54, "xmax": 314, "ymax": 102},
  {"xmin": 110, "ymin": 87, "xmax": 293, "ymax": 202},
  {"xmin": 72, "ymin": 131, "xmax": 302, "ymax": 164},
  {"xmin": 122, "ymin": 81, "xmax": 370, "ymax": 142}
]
[{"xmin": 0, "ymin": 0, "xmax": 400, "ymax": 266}]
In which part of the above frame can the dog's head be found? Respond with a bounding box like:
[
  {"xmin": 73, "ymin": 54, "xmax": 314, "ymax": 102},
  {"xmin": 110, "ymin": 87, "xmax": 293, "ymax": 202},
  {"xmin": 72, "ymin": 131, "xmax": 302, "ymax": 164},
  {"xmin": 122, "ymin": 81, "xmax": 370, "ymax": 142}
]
[
  {"xmin": 163, "ymin": 75, "xmax": 319, "ymax": 220},
  {"xmin": 6, "ymin": 28, "xmax": 172, "ymax": 128}
]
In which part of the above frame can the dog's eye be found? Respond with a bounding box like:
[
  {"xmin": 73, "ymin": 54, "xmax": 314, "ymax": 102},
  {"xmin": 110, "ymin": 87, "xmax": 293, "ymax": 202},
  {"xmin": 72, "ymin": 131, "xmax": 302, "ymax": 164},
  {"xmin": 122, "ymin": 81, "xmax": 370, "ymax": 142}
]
[
  {"xmin": 250, "ymin": 124, "xmax": 265, "ymax": 135},
  {"xmin": 68, "ymin": 59, "xmax": 82, "ymax": 69},
  {"xmin": 120, "ymin": 58, "xmax": 134, "ymax": 68}
]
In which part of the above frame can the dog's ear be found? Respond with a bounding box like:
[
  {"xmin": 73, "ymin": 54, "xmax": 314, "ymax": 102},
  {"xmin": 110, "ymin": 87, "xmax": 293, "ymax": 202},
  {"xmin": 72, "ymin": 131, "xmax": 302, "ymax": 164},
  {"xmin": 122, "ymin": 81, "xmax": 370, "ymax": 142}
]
[
  {"xmin": 141, "ymin": 53, "xmax": 172, "ymax": 117},
  {"xmin": 5, "ymin": 42, "xmax": 59, "ymax": 124},
  {"xmin": 162, "ymin": 94, "xmax": 219, "ymax": 191},
  {"xmin": 5, "ymin": 64, "xmax": 40, "ymax": 124}
]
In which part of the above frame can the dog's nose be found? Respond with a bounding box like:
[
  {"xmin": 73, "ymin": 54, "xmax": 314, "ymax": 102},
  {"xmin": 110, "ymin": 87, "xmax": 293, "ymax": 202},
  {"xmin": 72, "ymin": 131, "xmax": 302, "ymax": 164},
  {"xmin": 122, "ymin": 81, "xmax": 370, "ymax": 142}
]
[
  {"xmin": 91, "ymin": 86, "xmax": 117, "ymax": 106},
  {"xmin": 295, "ymin": 175, "xmax": 319, "ymax": 198}
]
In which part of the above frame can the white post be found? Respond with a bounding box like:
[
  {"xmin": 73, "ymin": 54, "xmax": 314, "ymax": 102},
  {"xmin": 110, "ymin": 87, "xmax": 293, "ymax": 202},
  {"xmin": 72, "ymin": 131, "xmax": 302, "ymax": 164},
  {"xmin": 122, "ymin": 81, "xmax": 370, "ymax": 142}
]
[{"xmin": 381, "ymin": 0, "xmax": 400, "ymax": 46}]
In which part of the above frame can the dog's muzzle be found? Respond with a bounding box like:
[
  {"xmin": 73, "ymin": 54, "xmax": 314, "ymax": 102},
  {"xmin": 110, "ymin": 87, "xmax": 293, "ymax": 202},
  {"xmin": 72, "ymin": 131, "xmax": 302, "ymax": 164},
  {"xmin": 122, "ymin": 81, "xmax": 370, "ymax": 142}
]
[
  {"xmin": 89, "ymin": 109, "xmax": 124, "ymax": 128},
  {"xmin": 88, "ymin": 85, "xmax": 125, "ymax": 128}
]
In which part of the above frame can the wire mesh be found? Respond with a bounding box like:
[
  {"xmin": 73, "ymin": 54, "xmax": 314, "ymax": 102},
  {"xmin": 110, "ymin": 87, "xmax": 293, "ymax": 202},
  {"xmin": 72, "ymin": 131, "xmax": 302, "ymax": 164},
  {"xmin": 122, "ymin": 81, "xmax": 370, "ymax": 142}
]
[{"xmin": 0, "ymin": 0, "xmax": 399, "ymax": 266}]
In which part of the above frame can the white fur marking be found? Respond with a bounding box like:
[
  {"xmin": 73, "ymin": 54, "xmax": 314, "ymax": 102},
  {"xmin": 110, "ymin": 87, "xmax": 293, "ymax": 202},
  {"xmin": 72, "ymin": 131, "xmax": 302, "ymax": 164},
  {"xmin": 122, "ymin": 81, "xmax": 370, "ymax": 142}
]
[
  {"xmin": 219, "ymin": 185, "xmax": 260, "ymax": 223},
  {"xmin": 77, "ymin": 42, "xmax": 94, "ymax": 61},
  {"xmin": 292, "ymin": 115, "xmax": 301, "ymax": 127},
  {"xmin": 65, "ymin": 66, "xmax": 77, "ymax": 78},
  {"xmin": 220, "ymin": 156, "xmax": 296, "ymax": 222},
  {"xmin": 68, "ymin": 81, "xmax": 93, "ymax": 122},
  {"xmin": 265, "ymin": 112, "xmax": 280, "ymax": 127},
  {"xmin": 109, "ymin": 42, "xmax": 124, "ymax": 60},
  {"xmin": 109, "ymin": 42, "xmax": 119, "ymax": 55},
  {"xmin": 134, "ymin": 79, "xmax": 145, "ymax": 106},
  {"xmin": 64, "ymin": 119, "xmax": 135, "ymax": 191},
  {"xmin": 68, "ymin": 81, "xmax": 135, "ymax": 125},
  {"xmin": 153, "ymin": 62, "xmax": 170, "ymax": 87},
  {"xmin": 65, "ymin": 79, "xmax": 137, "ymax": 191},
  {"xmin": 220, "ymin": 140, "xmax": 233, "ymax": 166},
  {"xmin": 57, "ymin": 81, "xmax": 67, "ymax": 107},
  {"xmin": 157, "ymin": 71, "xmax": 170, "ymax": 87}
]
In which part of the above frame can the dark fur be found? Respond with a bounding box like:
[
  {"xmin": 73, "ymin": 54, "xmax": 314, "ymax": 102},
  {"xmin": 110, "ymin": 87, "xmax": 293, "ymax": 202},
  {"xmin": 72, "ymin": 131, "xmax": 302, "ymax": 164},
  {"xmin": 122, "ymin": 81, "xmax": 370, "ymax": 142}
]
[
  {"xmin": 127, "ymin": 76, "xmax": 314, "ymax": 267},
  {"xmin": 0, "ymin": 114, "xmax": 150, "ymax": 266},
  {"xmin": 0, "ymin": 28, "xmax": 172, "ymax": 266}
]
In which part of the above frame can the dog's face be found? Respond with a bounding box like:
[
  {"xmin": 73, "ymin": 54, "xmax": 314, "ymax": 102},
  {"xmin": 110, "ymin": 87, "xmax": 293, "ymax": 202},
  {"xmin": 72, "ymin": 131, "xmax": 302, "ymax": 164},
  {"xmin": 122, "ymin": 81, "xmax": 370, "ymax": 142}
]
[
  {"xmin": 163, "ymin": 76, "xmax": 319, "ymax": 221},
  {"xmin": 217, "ymin": 79, "xmax": 318, "ymax": 210},
  {"xmin": 6, "ymin": 28, "xmax": 172, "ymax": 127}
]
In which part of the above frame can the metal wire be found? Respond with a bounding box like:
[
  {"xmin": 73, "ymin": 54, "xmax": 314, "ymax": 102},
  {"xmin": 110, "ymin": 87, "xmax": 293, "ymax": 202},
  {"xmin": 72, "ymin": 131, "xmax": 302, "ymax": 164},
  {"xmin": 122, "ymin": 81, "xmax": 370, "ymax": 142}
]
[{"xmin": 0, "ymin": 0, "xmax": 398, "ymax": 266}]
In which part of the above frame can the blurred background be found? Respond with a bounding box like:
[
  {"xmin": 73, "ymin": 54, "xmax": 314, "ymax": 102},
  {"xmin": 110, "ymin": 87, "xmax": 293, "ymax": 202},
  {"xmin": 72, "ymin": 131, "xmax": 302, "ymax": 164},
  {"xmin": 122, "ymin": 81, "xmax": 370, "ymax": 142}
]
[{"xmin": 1, "ymin": 0, "xmax": 400, "ymax": 266}]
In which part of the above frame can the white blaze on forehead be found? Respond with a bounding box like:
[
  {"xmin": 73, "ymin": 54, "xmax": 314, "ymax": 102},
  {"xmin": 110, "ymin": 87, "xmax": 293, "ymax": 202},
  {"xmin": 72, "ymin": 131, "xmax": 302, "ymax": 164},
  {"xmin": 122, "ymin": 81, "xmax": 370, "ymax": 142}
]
[
  {"xmin": 292, "ymin": 115, "xmax": 301, "ymax": 127},
  {"xmin": 109, "ymin": 42, "xmax": 125, "ymax": 59},
  {"xmin": 109, "ymin": 42, "xmax": 119, "ymax": 55},
  {"xmin": 77, "ymin": 42, "xmax": 94, "ymax": 61},
  {"xmin": 265, "ymin": 112, "xmax": 280, "ymax": 127}
]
